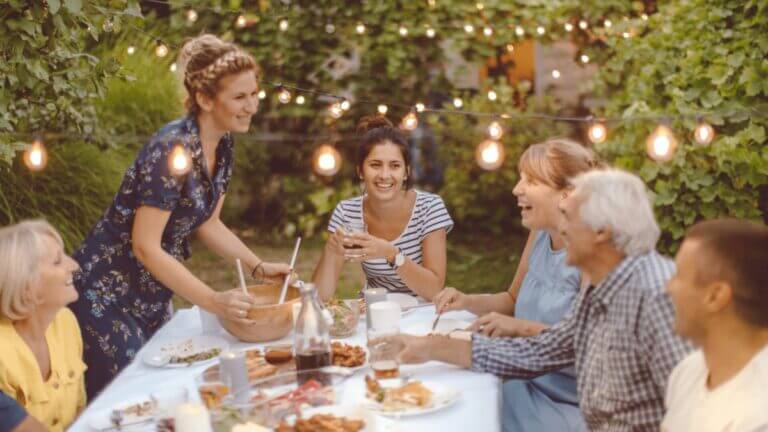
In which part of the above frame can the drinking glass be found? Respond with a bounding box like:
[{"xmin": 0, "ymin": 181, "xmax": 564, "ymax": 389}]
[
  {"xmin": 342, "ymin": 221, "xmax": 366, "ymax": 260},
  {"xmin": 367, "ymin": 327, "xmax": 401, "ymax": 379}
]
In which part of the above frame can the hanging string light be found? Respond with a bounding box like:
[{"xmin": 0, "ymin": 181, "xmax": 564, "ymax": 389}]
[
  {"xmin": 476, "ymin": 139, "xmax": 505, "ymax": 171},
  {"xmin": 483, "ymin": 27, "xmax": 493, "ymax": 37},
  {"xmin": 295, "ymin": 95, "xmax": 305, "ymax": 105},
  {"xmin": 170, "ymin": 63, "xmax": 177, "ymax": 72},
  {"xmin": 258, "ymin": 90, "xmax": 267, "ymax": 100},
  {"xmin": 564, "ymin": 22, "xmax": 574, "ymax": 32},
  {"xmin": 453, "ymin": 97, "xmax": 463, "ymax": 108},
  {"xmin": 340, "ymin": 99, "xmax": 351, "ymax": 111},
  {"xmin": 169, "ymin": 143, "xmax": 192, "ymax": 176},
  {"xmin": 23, "ymin": 138, "xmax": 48, "ymax": 172},
  {"xmin": 551, "ymin": 69, "xmax": 561, "ymax": 79},
  {"xmin": 646, "ymin": 123, "xmax": 678, "ymax": 162},
  {"xmin": 515, "ymin": 26, "xmax": 525, "ymax": 37},
  {"xmin": 622, "ymin": 31, "xmax": 631, "ymax": 39},
  {"xmin": 604, "ymin": 19, "xmax": 613, "ymax": 28},
  {"xmin": 155, "ymin": 41, "xmax": 169, "ymax": 58},
  {"xmin": 641, "ymin": 13, "xmax": 649, "ymax": 21},
  {"xmin": 186, "ymin": 9, "xmax": 198, "ymax": 23},
  {"xmin": 487, "ymin": 90, "xmax": 497, "ymax": 101},
  {"xmin": 506, "ymin": 44, "xmax": 514, "ymax": 53},
  {"xmin": 402, "ymin": 111, "xmax": 419, "ymax": 130},
  {"xmin": 488, "ymin": 121, "xmax": 503, "ymax": 140},
  {"xmin": 536, "ymin": 26, "xmax": 546, "ymax": 36},
  {"xmin": 278, "ymin": 87, "xmax": 292, "ymax": 104},
  {"xmin": 313, "ymin": 145, "xmax": 342, "ymax": 177},
  {"xmin": 329, "ymin": 102, "xmax": 343, "ymax": 118},
  {"xmin": 694, "ymin": 120, "xmax": 715, "ymax": 146},
  {"xmin": 464, "ymin": 24, "xmax": 475, "ymax": 34},
  {"xmin": 279, "ymin": 19, "xmax": 290, "ymax": 32},
  {"xmin": 398, "ymin": 25, "xmax": 409, "ymax": 36},
  {"xmin": 426, "ymin": 27, "xmax": 436, "ymax": 38},
  {"xmin": 580, "ymin": 54, "xmax": 590, "ymax": 64},
  {"xmin": 587, "ymin": 120, "xmax": 608, "ymax": 144},
  {"xmin": 356, "ymin": 23, "xmax": 366, "ymax": 34},
  {"xmin": 578, "ymin": 20, "xmax": 588, "ymax": 30},
  {"xmin": 235, "ymin": 15, "xmax": 247, "ymax": 29},
  {"xmin": 377, "ymin": 104, "xmax": 388, "ymax": 115},
  {"xmin": 476, "ymin": 2, "xmax": 484, "ymax": 10}
]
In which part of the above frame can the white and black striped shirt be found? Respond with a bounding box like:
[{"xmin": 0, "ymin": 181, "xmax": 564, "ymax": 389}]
[{"xmin": 328, "ymin": 190, "xmax": 454, "ymax": 295}]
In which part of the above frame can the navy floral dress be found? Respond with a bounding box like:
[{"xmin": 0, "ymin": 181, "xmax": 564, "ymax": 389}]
[{"xmin": 69, "ymin": 116, "xmax": 234, "ymax": 398}]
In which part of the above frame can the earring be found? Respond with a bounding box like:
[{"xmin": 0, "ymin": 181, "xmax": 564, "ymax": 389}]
[{"xmin": 360, "ymin": 181, "xmax": 367, "ymax": 195}]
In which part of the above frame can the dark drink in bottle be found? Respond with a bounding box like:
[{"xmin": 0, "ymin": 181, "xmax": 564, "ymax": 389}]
[{"xmin": 294, "ymin": 283, "xmax": 332, "ymax": 385}]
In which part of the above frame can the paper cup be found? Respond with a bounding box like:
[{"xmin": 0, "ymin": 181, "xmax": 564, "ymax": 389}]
[{"xmin": 369, "ymin": 301, "xmax": 401, "ymax": 331}]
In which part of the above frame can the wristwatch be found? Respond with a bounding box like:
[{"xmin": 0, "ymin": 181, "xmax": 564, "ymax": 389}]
[{"xmin": 390, "ymin": 250, "xmax": 406, "ymax": 269}]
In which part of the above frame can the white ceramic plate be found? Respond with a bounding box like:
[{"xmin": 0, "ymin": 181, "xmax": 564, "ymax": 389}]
[
  {"xmin": 142, "ymin": 334, "xmax": 229, "ymax": 368},
  {"xmin": 299, "ymin": 404, "xmax": 396, "ymax": 431},
  {"xmin": 364, "ymin": 382, "xmax": 461, "ymax": 417},
  {"xmin": 401, "ymin": 318, "xmax": 471, "ymax": 337},
  {"xmin": 386, "ymin": 293, "xmax": 419, "ymax": 310},
  {"xmin": 87, "ymin": 396, "xmax": 155, "ymax": 431}
]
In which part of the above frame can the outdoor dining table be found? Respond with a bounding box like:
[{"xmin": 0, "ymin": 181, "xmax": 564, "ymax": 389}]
[{"xmin": 68, "ymin": 305, "xmax": 501, "ymax": 432}]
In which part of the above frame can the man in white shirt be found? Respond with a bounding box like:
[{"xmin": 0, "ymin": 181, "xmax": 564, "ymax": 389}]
[{"xmin": 663, "ymin": 218, "xmax": 768, "ymax": 432}]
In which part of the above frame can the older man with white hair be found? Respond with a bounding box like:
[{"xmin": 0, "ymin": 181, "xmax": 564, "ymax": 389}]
[{"xmin": 387, "ymin": 168, "xmax": 692, "ymax": 431}]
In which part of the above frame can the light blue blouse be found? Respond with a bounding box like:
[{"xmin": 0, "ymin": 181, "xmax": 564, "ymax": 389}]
[{"xmin": 502, "ymin": 231, "xmax": 587, "ymax": 432}]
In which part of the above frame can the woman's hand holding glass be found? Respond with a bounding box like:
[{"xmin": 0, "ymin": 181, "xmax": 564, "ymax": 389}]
[
  {"xmin": 342, "ymin": 232, "xmax": 398, "ymax": 262},
  {"xmin": 251, "ymin": 261, "xmax": 297, "ymax": 285},
  {"xmin": 468, "ymin": 312, "xmax": 543, "ymax": 338}
]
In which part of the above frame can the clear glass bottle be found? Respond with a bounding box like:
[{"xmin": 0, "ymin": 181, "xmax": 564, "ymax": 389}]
[{"xmin": 293, "ymin": 282, "xmax": 331, "ymax": 385}]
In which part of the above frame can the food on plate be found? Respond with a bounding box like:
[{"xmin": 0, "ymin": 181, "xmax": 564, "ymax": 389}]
[
  {"xmin": 276, "ymin": 414, "xmax": 365, "ymax": 432},
  {"xmin": 365, "ymin": 375, "xmax": 433, "ymax": 411},
  {"xmin": 169, "ymin": 347, "xmax": 222, "ymax": 365},
  {"xmin": 326, "ymin": 299, "xmax": 360, "ymax": 337},
  {"xmin": 198, "ymin": 382, "xmax": 229, "ymax": 409},
  {"xmin": 256, "ymin": 379, "xmax": 335, "ymax": 421},
  {"xmin": 264, "ymin": 345, "xmax": 294, "ymax": 365},
  {"xmin": 115, "ymin": 400, "xmax": 154, "ymax": 417},
  {"xmin": 330, "ymin": 342, "xmax": 366, "ymax": 368},
  {"xmin": 244, "ymin": 350, "xmax": 280, "ymax": 380}
]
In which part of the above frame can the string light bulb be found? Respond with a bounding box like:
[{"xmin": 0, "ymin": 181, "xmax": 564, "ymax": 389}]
[
  {"xmin": 426, "ymin": 27, "xmax": 436, "ymax": 38},
  {"xmin": 604, "ymin": 19, "xmax": 613, "ymax": 28},
  {"xmin": 186, "ymin": 9, "xmax": 198, "ymax": 23},
  {"xmin": 587, "ymin": 121, "xmax": 608, "ymax": 144},
  {"xmin": 551, "ymin": 69, "xmax": 561, "ymax": 79},
  {"xmin": 622, "ymin": 31, "xmax": 631, "ymax": 39},
  {"xmin": 476, "ymin": 139, "xmax": 505, "ymax": 171},
  {"xmin": 23, "ymin": 138, "xmax": 47, "ymax": 172},
  {"xmin": 399, "ymin": 26, "xmax": 408, "ymax": 36},
  {"xmin": 325, "ymin": 23, "xmax": 335, "ymax": 34},
  {"xmin": 578, "ymin": 20, "xmax": 588, "ymax": 30},
  {"xmin": 506, "ymin": 44, "xmax": 514, "ymax": 53},
  {"xmin": 646, "ymin": 124, "xmax": 678, "ymax": 162},
  {"xmin": 564, "ymin": 22, "xmax": 574, "ymax": 32},
  {"xmin": 515, "ymin": 26, "xmax": 525, "ymax": 37},
  {"xmin": 340, "ymin": 99, "xmax": 351, "ymax": 111},
  {"xmin": 641, "ymin": 13, "xmax": 649, "ymax": 21},
  {"xmin": 487, "ymin": 89, "xmax": 498, "ymax": 101},
  {"xmin": 170, "ymin": 63, "xmax": 177, "ymax": 72},
  {"xmin": 313, "ymin": 145, "xmax": 341, "ymax": 177},
  {"xmin": 279, "ymin": 19, "xmax": 289, "ymax": 32},
  {"xmin": 453, "ymin": 97, "xmax": 463, "ymax": 108},
  {"xmin": 377, "ymin": 104, "xmax": 388, "ymax": 115},
  {"xmin": 464, "ymin": 24, "xmax": 475, "ymax": 34},
  {"xmin": 483, "ymin": 27, "xmax": 493, "ymax": 37},
  {"xmin": 295, "ymin": 95, "xmax": 305, "ymax": 105},
  {"xmin": 476, "ymin": 2, "xmax": 484, "ymax": 10},
  {"xmin": 694, "ymin": 120, "xmax": 715, "ymax": 146},
  {"xmin": 402, "ymin": 111, "xmax": 418, "ymax": 130},
  {"xmin": 126, "ymin": 46, "xmax": 136, "ymax": 55},
  {"xmin": 415, "ymin": 102, "xmax": 426, "ymax": 113},
  {"xmin": 356, "ymin": 23, "xmax": 366, "ymax": 34},
  {"xmin": 329, "ymin": 102, "xmax": 343, "ymax": 118},
  {"xmin": 236, "ymin": 15, "xmax": 247, "ymax": 29},
  {"xmin": 258, "ymin": 90, "xmax": 266, "ymax": 100},
  {"xmin": 155, "ymin": 42, "xmax": 169, "ymax": 58},
  {"xmin": 169, "ymin": 144, "xmax": 191, "ymax": 176},
  {"xmin": 278, "ymin": 87, "xmax": 291, "ymax": 104},
  {"xmin": 580, "ymin": 54, "xmax": 590, "ymax": 64},
  {"xmin": 536, "ymin": 26, "xmax": 546, "ymax": 35},
  {"xmin": 488, "ymin": 121, "xmax": 503, "ymax": 140}
]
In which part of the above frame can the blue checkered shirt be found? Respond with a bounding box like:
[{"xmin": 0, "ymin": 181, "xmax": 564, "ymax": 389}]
[{"xmin": 472, "ymin": 251, "xmax": 693, "ymax": 431}]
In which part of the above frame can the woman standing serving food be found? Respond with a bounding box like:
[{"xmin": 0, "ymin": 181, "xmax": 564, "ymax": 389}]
[{"xmin": 69, "ymin": 35, "xmax": 292, "ymax": 398}]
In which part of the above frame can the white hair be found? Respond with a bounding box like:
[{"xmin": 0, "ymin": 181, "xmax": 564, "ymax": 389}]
[
  {"xmin": 0, "ymin": 220, "xmax": 63, "ymax": 320},
  {"xmin": 570, "ymin": 169, "xmax": 660, "ymax": 255}
]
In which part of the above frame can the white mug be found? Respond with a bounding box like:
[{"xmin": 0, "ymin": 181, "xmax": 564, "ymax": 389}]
[{"xmin": 369, "ymin": 300, "xmax": 401, "ymax": 331}]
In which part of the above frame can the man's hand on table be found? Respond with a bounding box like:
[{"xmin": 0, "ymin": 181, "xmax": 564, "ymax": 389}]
[{"xmin": 377, "ymin": 334, "xmax": 473, "ymax": 368}]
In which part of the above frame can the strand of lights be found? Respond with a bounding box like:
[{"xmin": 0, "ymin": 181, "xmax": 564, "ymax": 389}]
[
  {"xmin": 488, "ymin": 120, "xmax": 503, "ymax": 140},
  {"xmin": 476, "ymin": 139, "xmax": 505, "ymax": 171},
  {"xmin": 313, "ymin": 144, "xmax": 342, "ymax": 176},
  {"xmin": 487, "ymin": 89, "xmax": 498, "ymax": 101},
  {"xmin": 154, "ymin": 41, "xmax": 169, "ymax": 58},
  {"xmin": 415, "ymin": 102, "xmax": 426, "ymax": 113},
  {"xmin": 587, "ymin": 120, "xmax": 608, "ymax": 144},
  {"xmin": 646, "ymin": 123, "xmax": 678, "ymax": 162},
  {"xmin": 340, "ymin": 99, "xmax": 351, "ymax": 111},
  {"xmin": 295, "ymin": 95, "xmax": 306, "ymax": 105},
  {"xmin": 23, "ymin": 138, "xmax": 48, "ymax": 172},
  {"xmin": 377, "ymin": 104, "xmax": 388, "ymax": 115},
  {"xmin": 329, "ymin": 102, "xmax": 343, "ymax": 118},
  {"xmin": 452, "ymin": 97, "xmax": 463, "ymax": 108},
  {"xmin": 401, "ymin": 110, "xmax": 419, "ymax": 131},
  {"xmin": 693, "ymin": 120, "xmax": 715, "ymax": 146},
  {"xmin": 277, "ymin": 86, "xmax": 292, "ymax": 104}
]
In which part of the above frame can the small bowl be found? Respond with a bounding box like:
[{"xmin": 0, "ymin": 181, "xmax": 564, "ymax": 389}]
[
  {"xmin": 327, "ymin": 299, "xmax": 360, "ymax": 338},
  {"xmin": 219, "ymin": 284, "xmax": 301, "ymax": 343},
  {"xmin": 264, "ymin": 344, "xmax": 294, "ymax": 365}
]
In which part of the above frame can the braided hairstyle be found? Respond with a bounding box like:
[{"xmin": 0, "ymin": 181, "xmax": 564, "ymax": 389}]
[
  {"xmin": 178, "ymin": 34, "xmax": 259, "ymax": 115},
  {"xmin": 356, "ymin": 115, "xmax": 413, "ymax": 189}
]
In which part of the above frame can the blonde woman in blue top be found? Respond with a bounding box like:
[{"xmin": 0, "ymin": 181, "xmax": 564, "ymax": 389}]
[{"xmin": 435, "ymin": 138, "xmax": 600, "ymax": 432}]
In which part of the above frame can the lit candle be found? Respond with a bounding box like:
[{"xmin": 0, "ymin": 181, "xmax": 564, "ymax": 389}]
[
  {"xmin": 173, "ymin": 403, "xmax": 212, "ymax": 432},
  {"xmin": 218, "ymin": 351, "xmax": 249, "ymax": 403}
]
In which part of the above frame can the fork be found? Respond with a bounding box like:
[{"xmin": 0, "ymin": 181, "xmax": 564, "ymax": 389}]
[{"xmin": 431, "ymin": 313, "xmax": 441, "ymax": 332}]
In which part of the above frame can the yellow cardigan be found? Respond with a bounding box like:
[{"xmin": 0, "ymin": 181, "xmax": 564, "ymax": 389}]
[{"xmin": 0, "ymin": 308, "xmax": 87, "ymax": 432}]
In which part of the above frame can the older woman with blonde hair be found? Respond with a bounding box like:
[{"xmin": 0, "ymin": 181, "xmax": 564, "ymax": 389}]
[
  {"xmin": 0, "ymin": 220, "xmax": 85, "ymax": 431},
  {"xmin": 69, "ymin": 34, "xmax": 292, "ymax": 398}
]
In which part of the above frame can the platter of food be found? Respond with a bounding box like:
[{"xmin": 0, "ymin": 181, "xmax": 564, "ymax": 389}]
[
  {"xmin": 87, "ymin": 396, "xmax": 155, "ymax": 431},
  {"xmin": 363, "ymin": 376, "xmax": 460, "ymax": 417},
  {"xmin": 142, "ymin": 334, "xmax": 229, "ymax": 368}
]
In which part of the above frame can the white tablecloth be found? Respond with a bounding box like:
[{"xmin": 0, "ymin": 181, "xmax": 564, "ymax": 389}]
[{"xmin": 68, "ymin": 306, "xmax": 501, "ymax": 432}]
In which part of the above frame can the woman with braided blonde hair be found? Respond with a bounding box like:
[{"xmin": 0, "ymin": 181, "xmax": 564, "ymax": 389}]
[{"xmin": 69, "ymin": 34, "xmax": 292, "ymax": 398}]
